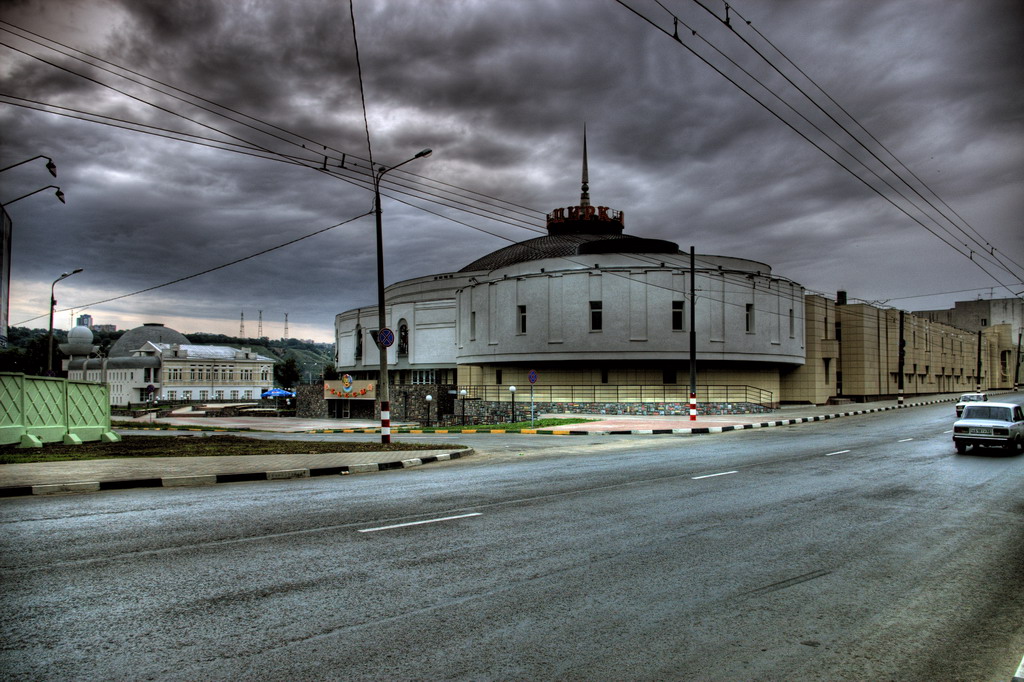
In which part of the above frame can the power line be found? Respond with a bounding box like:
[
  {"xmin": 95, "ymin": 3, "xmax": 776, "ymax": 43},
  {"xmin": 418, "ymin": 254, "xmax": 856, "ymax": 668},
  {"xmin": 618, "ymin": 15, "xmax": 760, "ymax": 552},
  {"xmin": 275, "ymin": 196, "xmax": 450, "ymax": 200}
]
[
  {"xmin": 615, "ymin": 0, "xmax": 1022, "ymax": 296},
  {"xmin": 13, "ymin": 211, "xmax": 372, "ymax": 326}
]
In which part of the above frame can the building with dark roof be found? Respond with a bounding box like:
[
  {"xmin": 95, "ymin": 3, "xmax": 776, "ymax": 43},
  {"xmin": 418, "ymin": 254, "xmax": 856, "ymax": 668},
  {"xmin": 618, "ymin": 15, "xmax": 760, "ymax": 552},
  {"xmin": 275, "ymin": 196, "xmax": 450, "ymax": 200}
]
[
  {"xmin": 332, "ymin": 138, "xmax": 816, "ymax": 420},
  {"xmin": 66, "ymin": 323, "xmax": 275, "ymax": 405}
]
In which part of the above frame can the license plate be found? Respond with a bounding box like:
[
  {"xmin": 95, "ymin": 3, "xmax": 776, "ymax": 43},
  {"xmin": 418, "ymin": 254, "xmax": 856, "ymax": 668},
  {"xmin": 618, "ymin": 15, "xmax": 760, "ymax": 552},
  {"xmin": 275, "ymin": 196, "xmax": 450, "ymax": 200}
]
[{"xmin": 969, "ymin": 427, "xmax": 992, "ymax": 435}]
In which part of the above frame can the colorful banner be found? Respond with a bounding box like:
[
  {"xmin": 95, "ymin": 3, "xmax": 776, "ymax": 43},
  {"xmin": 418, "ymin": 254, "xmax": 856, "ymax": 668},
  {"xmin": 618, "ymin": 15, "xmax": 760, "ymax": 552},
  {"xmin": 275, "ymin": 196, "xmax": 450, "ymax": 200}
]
[{"xmin": 324, "ymin": 375, "xmax": 376, "ymax": 400}]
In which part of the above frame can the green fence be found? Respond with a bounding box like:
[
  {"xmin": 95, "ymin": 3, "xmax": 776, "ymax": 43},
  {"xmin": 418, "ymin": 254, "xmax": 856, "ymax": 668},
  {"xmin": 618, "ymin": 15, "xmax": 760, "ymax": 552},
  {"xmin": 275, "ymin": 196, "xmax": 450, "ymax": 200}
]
[{"xmin": 0, "ymin": 372, "xmax": 120, "ymax": 447}]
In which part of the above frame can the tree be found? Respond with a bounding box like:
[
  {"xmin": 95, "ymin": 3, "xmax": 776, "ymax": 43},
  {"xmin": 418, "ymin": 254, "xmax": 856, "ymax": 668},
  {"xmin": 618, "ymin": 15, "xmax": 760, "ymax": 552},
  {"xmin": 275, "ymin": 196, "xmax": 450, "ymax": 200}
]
[{"xmin": 274, "ymin": 357, "xmax": 301, "ymax": 388}]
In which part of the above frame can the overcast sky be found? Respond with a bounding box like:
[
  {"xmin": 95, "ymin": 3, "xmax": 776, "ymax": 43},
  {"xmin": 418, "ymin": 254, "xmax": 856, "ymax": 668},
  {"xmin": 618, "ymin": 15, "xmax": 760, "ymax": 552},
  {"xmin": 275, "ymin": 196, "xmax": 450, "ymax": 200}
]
[{"xmin": 2, "ymin": 0, "xmax": 1022, "ymax": 343}]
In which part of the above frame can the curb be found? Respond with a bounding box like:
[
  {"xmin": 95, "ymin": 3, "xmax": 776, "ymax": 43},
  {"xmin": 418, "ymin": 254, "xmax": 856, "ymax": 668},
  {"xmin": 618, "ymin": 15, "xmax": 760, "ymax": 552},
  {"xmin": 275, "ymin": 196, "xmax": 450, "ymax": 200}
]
[{"xmin": 0, "ymin": 449, "xmax": 473, "ymax": 498}]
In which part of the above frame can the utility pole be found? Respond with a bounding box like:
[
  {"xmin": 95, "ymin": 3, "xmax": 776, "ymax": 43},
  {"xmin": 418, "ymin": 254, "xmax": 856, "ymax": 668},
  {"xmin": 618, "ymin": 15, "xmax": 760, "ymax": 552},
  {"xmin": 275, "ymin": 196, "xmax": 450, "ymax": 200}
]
[
  {"xmin": 976, "ymin": 330, "xmax": 983, "ymax": 392},
  {"xmin": 689, "ymin": 245, "xmax": 697, "ymax": 421},
  {"xmin": 897, "ymin": 310, "xmax": 905, "ymax": 406},
  {"xmin": 1014, "ymin": 329, "xmax": 1022, "ymax": 391},
  {"xmin": 239, "ymin": 311, "xmax": 245, "ymax": 337}
]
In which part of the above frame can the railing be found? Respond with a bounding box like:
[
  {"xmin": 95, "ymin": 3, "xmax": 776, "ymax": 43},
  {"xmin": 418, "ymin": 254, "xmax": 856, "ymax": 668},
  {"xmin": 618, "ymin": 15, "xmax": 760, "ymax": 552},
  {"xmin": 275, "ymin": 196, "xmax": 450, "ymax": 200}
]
[
  {"xmin": 458, "ymin": 384, "xmax": 774, "ymax": 408},
  {"xmin": 0, "ymin": 372, "xmax": 119, "ymax": 446}
]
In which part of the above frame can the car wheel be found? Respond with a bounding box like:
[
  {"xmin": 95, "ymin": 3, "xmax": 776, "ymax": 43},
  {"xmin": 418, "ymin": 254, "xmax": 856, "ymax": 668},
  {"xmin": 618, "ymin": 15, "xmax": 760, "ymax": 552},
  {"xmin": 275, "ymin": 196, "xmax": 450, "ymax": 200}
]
[{"xmin": 955, "ymin": 441, "xmax": 967, "ymax": 454}]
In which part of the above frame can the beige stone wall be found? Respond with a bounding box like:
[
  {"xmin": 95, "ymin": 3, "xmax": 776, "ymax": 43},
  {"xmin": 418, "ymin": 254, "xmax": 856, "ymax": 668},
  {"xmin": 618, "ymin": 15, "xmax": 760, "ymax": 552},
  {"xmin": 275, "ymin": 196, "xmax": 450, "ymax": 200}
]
[
  {"xmin": 836, "ymin": 304, "xmax": 1011, "ymax": 399},
  {"xmin": 781, "ymin": 295, "xmax": 838, "ymax": 404}
]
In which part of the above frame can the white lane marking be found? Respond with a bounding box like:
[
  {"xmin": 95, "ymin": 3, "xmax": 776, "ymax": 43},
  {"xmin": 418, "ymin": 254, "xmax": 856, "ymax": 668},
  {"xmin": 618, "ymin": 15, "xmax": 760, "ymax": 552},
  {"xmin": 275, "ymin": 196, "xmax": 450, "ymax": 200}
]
[
  {"xmin": 897, "ymin": 438, "xmax": 914, "ymax": 442},
  {"xmin": 943, "ymin": 429, "xmax": 953, "ymax": 434},
  {"xmin": 357, "ymin": 512, "xmax": 482, "ymax": 533},
  {"xmin": 692, "ymin": 471, "xmax": 738, "ymax": 480},
  {"xmin": 825, "ymin": 449, "xmax": 850, "ymax": 456}
]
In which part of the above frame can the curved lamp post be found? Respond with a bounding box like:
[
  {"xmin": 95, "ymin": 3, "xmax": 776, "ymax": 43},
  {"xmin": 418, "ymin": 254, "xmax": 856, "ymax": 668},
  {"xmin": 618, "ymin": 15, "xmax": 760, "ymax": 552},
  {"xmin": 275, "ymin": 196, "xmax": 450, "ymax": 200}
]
[
  {"xmin": 425, "ymin": 394, "xmax": 433, "ymax": 428},
  {"xmin": 459, "ymin": 388, "xmax": 467, "ymax": 425},
  {"xmin": 509, "ymin": 385, "xmax": 517, "ymax": 424},
  {"xmin": 48, "ymin": 269, "xmax": 83, "ymax": 374},
  {"xmin": 0, "ymin": 155, "xmax": 57, "ymax": 177},
  {"xmin": 373, "ymin": 148, "xmax": 432, "ymax": 444},
  {"xmin": 2, "ymin": 185, "xmax": 64, "ymax": 207}
]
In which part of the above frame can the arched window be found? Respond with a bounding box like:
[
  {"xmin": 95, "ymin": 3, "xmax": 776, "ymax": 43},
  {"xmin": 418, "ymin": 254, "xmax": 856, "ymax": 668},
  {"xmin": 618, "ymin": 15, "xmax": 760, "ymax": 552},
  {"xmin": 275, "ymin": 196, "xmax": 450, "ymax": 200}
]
[
  {"xmin": 355, "ymin": 324, "xmax": 363, "ymax": 362},
  {"xmin": 398, "ymin": 320, "xmax": 409, "ymax": 357}
]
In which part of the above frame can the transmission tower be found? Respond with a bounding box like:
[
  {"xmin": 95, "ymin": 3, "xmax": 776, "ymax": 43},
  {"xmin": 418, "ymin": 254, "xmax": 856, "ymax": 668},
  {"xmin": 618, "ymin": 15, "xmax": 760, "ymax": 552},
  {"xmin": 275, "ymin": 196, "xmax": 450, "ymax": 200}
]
[
  {"xmin": 258, "ymin": 310, "xmax": 263, "ymax": 338},
  {"xmin": 283, "ymin": 313, "xmax": 289, "ymax": 339},
  {"xmin": 239, "ymin": 311, "xmax": 245, "ymax": 337}
]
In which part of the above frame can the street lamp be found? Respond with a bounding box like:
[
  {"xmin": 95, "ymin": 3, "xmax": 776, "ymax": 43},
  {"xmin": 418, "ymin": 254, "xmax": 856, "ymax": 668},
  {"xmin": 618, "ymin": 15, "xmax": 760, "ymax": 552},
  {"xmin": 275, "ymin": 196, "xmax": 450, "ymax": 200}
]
[
  {"xmin": 425, "ymin": 394, "xmax": 433, "ymax": 428},
  {"xmin": 0, "ymin": 155, "xmax": 57, "ymax": 177},
  {"xmin": 459, "ymin": 388, "xmax": 467, "ymax": 425},
  {"xmin": 1, "ymin": 185, "xmax": 65, "ymax": 207},
  {"xmin": 48, "ymin": 268, "xmax": 83, "ymax": 374},
  {"xmin": 373, "ymin": 148, "xmax": 432, "ymax": 445},
  {"xmin": 509, "ymin": 385, "xmax": 517, "ymax": 424}
]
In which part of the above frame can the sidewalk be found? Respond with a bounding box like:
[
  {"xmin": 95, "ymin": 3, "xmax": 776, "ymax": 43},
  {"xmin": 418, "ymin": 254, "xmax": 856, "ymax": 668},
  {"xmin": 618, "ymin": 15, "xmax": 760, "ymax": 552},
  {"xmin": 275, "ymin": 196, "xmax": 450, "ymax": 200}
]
[{"xmin": 0, "ymin": 394, "xmax": 969, "ymax": 497}]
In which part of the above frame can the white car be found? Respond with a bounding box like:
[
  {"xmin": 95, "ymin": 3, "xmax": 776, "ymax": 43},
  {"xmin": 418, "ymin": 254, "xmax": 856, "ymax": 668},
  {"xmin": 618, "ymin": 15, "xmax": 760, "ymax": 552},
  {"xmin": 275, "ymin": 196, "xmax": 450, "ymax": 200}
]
[
  {"xmin": 955, "ymin": 392, "xmax": 987, "ymax": 418},
  {"xmin": 952, "ymin": 402, "xmax": 1024, "ymax": 454}
]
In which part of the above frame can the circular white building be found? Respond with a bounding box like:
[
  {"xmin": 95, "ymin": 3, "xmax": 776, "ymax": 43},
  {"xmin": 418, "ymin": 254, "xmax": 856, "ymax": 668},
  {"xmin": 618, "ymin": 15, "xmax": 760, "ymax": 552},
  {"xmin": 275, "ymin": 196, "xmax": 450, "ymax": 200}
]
[{"xmin": 333, "ymin": 143, "xmax": 808, "ymax": 421}]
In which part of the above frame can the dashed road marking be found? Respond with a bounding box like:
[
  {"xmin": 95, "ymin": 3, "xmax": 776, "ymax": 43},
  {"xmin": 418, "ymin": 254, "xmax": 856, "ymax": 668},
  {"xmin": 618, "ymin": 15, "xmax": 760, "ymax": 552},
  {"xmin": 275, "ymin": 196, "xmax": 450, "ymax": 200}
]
[
  {"xmin": 898, "ymin": 438, "xmax": 914, "ymax": 442},
  {"xmin": 692, "ymin": 471, "xmax": 739, "ymax": 480},
  {"xmin": 357, "ymin": 512, "xmax": 482, "ymax": 533},
  {"xmin": 824, "ymin": 450, "xmax": 850, "ymax": 456}
]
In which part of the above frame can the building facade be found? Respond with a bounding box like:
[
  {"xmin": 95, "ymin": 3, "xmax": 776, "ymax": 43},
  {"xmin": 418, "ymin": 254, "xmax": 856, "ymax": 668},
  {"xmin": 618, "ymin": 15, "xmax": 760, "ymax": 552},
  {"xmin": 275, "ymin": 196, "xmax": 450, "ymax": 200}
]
[
  {"xmin": 329, "ymin": 144, "xmax": 1021, "ymax": 421},
  {"xmin": 333, "ymin": 146, "xmax": 814, "ymax": 419},
  {"xmin": 65, "ymin": 323, "xmax": 275, "ymax": 406}
]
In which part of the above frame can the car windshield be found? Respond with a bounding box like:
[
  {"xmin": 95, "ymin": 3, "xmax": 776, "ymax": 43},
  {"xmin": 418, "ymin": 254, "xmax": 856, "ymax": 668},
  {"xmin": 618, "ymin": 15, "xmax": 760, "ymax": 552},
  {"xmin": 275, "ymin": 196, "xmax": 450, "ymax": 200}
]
[
  {"xmin": 960, "ymin": 395, "xmax": 984, "ymax": 402},
  {"xmin": 961, "ymin": 405, "xmax": 1011, "ymax": 421}
]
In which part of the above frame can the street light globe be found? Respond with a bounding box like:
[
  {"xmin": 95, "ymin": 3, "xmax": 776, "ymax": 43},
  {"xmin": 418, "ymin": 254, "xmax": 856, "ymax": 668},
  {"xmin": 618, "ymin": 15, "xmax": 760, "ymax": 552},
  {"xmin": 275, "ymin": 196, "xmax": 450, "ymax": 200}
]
[
  {"xmin": 508, "ymin": 385, "xmax": 517, "ymax": 393},
  {"xmin": 459, "ymin": 389, "xmax": 467, "ymax": 397},
  {"xmin": 425, "ymin": 395, "xmax": 432, "ymax": 402}
]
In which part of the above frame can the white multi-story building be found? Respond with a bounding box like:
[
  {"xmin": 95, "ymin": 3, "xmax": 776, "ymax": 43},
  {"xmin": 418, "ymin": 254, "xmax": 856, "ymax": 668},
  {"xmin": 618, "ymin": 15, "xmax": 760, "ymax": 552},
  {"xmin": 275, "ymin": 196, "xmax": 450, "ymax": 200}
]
[{"xmin": 66, "ymin": 323, "xmax": 276, "ymax": 406}]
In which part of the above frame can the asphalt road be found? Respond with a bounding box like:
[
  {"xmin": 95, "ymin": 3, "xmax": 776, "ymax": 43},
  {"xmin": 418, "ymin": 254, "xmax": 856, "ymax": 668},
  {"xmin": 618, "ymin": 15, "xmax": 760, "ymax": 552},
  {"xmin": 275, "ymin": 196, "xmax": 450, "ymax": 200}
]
[{"xmin": 2, "ymin": 399, "xmax": 1023, "ymax": 680}]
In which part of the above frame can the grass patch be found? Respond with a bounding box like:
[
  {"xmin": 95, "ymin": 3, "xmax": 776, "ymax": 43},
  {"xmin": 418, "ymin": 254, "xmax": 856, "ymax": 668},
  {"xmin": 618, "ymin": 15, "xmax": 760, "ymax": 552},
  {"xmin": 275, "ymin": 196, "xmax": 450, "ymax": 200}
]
[{"xmin": 0, "ymin": 435, "xmax": 466, "ymax": 465}]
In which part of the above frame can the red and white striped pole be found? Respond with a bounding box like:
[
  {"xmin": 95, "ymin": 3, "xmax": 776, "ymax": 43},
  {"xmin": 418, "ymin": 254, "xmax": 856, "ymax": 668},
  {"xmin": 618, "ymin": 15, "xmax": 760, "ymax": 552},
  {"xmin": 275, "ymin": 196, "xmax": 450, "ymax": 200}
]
[
  {"xmin": 380, "ymin": 400, "xmax": 391, "ymax": 445},
  {"xmin": 690, "ymin": 392, "xmax": 698, "ymax": 421}
]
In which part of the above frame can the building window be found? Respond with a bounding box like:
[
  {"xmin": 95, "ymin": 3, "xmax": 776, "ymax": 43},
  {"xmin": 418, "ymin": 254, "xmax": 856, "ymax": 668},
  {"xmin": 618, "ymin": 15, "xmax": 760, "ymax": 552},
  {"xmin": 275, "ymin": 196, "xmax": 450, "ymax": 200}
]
[
  {"xmin": 412, "ymin": 370, "xmax": 436, "ymax": 385},
  {"xmin": 517, "ymin": 305, "xmax": 527, "ymax": 334},
  {"xmin": 495, "ymin": 369, "xmax": 503, "ymax": 385},
  {"xmin": 355, "ymin": 324, "xmax": 363, "ymax": 361},
  {"xmin": 199, "ymin": 390, "xmax": 208, "ymax": 401},
  {"xmin": 167, "ymin": 391, "xmax": 176, "ymax": 400},
  {"xmin": 791, "ymin": 308, "xmax": 796, "ymax": 338},
  {"xmin": 663, "ymin": 369, "xmax": 677, "ymax": 384},
  {"xmin": 398, "ymin": 323, "xmax": 409, "ymax": 356},
  {"xmin": 745, "ymin": 304, "xmax": 755, "ymax": 333},
  {"xmin": 590, "ymin": 301, "xmax": 603, "ymax": 331},
  {"xmin": 601, "ymin": 368, "xmax": 609, "ymax": 384},
  {"xmin": 183, "ymin": 390, "xmax": 192, "ymax": 400},
  {"xmin": 470, "ymin": 311, "xmax": 476, "ymax": 340},
  {"xmin": 672, "ymin": 300, "xmax": 685, "ymax": 331}
]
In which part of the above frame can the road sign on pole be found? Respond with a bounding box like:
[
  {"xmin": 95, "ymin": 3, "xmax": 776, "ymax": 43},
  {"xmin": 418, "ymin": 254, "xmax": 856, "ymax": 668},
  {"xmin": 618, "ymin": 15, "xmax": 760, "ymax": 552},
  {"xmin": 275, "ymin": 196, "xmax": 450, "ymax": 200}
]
[{"xmin": 378, "ymin": 327, "xmax": 395, "ymax": 348}]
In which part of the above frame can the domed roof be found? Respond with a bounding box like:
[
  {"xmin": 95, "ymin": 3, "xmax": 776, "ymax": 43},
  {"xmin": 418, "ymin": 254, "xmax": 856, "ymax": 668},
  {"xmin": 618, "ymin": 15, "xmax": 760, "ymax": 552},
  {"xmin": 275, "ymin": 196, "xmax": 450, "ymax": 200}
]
[
  {"xmin": 67, "ymin": 325, "xmax": 94, "ymax": 344},
  {"xmin": 109, "ymin": 323, "xmax": 190, "ymax": 357},
  {"xmin": 459, "ymin": 233, "xmax": 680, "ymax": 272},
  {"xmin": 460, "ymin": 130, "xmax": 679, "ymax": 273}
]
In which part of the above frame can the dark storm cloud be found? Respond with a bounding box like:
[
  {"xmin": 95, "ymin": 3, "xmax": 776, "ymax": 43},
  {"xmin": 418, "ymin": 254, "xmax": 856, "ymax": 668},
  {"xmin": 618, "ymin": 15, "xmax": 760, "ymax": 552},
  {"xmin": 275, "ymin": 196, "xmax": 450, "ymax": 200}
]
[{"xmin": 1, "ymin": 0, "xmax": 1021, "ymax": 339}]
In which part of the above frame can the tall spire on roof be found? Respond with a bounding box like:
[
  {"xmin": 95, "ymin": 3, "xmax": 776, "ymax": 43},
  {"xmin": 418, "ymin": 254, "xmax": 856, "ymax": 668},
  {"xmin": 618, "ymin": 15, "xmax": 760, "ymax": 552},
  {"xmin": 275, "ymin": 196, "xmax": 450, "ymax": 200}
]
[{"xmin": 580, "ymin": 124, "xmax": 590, "ymax": 207}]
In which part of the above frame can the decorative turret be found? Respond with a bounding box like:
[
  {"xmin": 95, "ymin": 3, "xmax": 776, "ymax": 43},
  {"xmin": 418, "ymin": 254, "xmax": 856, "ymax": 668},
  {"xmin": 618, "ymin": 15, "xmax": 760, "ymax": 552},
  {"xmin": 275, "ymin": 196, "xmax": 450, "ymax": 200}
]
[{"xmin": 545, "ymin": 127, "xmax": 624, "ymax": 236}]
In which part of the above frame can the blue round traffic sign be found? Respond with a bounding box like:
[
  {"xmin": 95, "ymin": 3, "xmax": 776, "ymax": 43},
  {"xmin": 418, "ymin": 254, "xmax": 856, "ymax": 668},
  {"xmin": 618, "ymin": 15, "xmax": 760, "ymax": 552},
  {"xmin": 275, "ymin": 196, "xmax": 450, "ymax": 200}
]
[
  {"xmin": 378, "ymin": 328, "xmax": 395, "ymax": 348},
  {"xmin": 528, "ymin": 369, "xmax": 538, "ymax": 384}
]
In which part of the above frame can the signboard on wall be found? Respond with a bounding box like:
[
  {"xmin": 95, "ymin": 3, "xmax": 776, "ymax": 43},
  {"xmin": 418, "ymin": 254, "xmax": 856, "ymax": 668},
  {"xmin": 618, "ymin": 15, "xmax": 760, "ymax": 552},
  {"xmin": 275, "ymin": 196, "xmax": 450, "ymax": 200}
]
[{"xmin": 324, "ymin": 375, "xmax": 376, "ymax": 400}]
